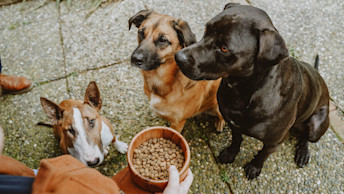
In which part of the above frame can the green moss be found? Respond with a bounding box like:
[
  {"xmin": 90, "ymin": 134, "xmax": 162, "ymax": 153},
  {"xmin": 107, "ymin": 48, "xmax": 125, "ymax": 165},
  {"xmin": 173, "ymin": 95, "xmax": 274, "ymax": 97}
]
[
  {"xmin": 220, "ymin": 170, "xmax": 230, "ymax": 183},
  {"xmin": 289, "ymin": 48, "xmax": 300, "ymax": 59},
  {"xmin": 7, "ymin": 23, "xmax": 20, "ymax": 30}
]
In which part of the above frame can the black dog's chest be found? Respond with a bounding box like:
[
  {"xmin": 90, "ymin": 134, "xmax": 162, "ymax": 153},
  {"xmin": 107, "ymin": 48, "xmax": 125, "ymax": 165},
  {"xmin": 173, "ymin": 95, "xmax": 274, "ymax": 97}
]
[
  {"xmin": 217, "ymin": 76, "xmax": 275, "ymax": 132},
  {"xmin": 217, "ymin": 81, "xmax": 251, "ymax": 128}
]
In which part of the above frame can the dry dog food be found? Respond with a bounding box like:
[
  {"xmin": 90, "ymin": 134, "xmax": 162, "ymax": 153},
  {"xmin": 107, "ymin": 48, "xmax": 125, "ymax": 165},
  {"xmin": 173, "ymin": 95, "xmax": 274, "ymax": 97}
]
[{"xmin": 133, "ymin": 137, "xmax": 185, "ymax": 180}]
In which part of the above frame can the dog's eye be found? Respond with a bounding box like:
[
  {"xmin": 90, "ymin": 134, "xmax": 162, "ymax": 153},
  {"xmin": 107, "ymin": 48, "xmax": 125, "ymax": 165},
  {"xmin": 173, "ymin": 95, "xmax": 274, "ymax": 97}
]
[
  {"xmin": 220, "ymin": 46, "xmax": 229, "ymax": 53},
  {"xmin": 89, "ymin": 119, "xmax": 95, "ymax": 128},
  {"xmin": 68, "ymin": 127, "xmax": 75, "ymax": 136},
  {"xmin": 159, "ymin": 37, "xmax": 170, "ymax": 44},
  {"xmin": 138, "ymin": 29, "xmax": 145, "ymax": 41}
]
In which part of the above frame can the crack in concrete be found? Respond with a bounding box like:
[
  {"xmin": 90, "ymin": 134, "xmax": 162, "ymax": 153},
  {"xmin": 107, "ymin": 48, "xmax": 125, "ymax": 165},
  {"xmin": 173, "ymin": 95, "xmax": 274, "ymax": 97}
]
[
  {"xmin": 203, "ymin": 136, "xmax": 233, "ymax": 193},
  {"xmin": 56, "ymin": 5, "xmax": 70, "ymax": 98},
  {"xmin": 34, "ymin": 59, "xmax": 129, "ymax": 87}
]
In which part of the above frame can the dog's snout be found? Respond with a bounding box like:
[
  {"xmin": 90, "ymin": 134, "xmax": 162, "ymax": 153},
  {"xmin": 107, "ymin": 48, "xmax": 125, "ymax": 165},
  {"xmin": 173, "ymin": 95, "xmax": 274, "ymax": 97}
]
[
  {"xmin": 131, "ymin": 52, "xmax": 144, "ymax": 66},
  {"xmin": 175, "ymin": 51, "xmax": 188, "ymax": 65},
  {"xmin": 86, "ymin": 157, "xmax": 100, "ymax": 167}
]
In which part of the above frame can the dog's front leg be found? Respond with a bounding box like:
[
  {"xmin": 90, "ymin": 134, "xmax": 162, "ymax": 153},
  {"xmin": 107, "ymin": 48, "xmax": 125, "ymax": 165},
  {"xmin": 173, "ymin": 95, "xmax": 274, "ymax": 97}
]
[
  {"xmin": 295, "ymin": 138, "xmax": 310, "ymax": 167},
  {"xmin": 244, "ymin": 144, "xmax": 278, "ymax": 179},
  {"xmin": 170, "ymin": 120, "xmax": 187, "ymax": 133},
  {"xmin": 218, "ymin": 129, "xmax": 243, "ymax": 163}
]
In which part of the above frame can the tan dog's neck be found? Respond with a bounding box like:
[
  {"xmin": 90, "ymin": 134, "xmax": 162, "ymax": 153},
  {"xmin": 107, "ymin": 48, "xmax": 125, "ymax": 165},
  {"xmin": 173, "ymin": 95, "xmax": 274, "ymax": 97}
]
[{"xmin": 142, "ymin": 61, "xmax": 184, "ymax": 97}]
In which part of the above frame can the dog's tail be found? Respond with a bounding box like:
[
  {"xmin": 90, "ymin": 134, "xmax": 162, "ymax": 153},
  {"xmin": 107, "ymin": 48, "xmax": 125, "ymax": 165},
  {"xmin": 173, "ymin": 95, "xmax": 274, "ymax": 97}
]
[
  {"xmin": 314, "ymin": 54, "xmax": 319, "ymax": 70},
  {"xmin": 37, "ymin": 122, "xmax": 53, "ymax": 127}
]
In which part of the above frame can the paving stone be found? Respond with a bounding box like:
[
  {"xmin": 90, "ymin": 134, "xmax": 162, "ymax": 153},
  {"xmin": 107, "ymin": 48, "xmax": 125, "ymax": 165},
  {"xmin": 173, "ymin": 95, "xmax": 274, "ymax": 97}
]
[
  {"xmin": 59, "ymin": 0, "xmax": 140, "ymax": 73},
  {"xmin": 0, "ymin": 18, "xmax": 65, "ymax": 83},
  {"xmin": 0, "ymin": 0, "xmax": 58, "ymax": 30}
]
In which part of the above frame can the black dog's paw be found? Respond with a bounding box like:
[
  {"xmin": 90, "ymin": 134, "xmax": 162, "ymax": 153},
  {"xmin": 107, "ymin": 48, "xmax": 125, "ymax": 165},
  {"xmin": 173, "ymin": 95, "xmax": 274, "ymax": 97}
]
[
  {"xmin": 218, "ymin": 147, "xmax": 237, "ymax": 163},
  {"xmin": 295, "ymin": 144, "xmax": 310, "ymax": 167},
  {"xmin": 244, "ymin": 162, "xmax": 261, "ymax": 180}
]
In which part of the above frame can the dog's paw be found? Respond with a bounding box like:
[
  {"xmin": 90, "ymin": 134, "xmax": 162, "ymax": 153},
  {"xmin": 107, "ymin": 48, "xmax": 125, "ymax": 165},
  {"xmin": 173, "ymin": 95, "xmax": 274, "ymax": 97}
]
[
  {"xmin": 104, "ymin": 146, "xmax": 110, "ymax": 155},
  {"xmin": 244, "ymin": 162, "xmax": 262, "ymax": 180},
  {"xmin": 216, "ymin": 119, "xmax": 226, "ymax": 133},
  {"xmin": 218, "ymin": 147, "xmax": 237, "ymax": 163},
  {"xmin": 114, "ymin": 140, "xmax": 128, "ymax": 154},
  {"xmin": 295, "ymin": 144, "xmax": 310, "ymax": 167}
]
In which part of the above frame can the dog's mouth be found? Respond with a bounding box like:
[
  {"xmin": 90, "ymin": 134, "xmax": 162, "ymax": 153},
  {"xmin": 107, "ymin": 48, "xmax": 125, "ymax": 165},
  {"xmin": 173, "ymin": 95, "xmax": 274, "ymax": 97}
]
[
  {"xmin": 130, "ymin": 51, "xmax": 163, "ymax": 71},
  {"xmin": 131, "ymin": 59, "xmax": 162, "ymax": 71},
  {"xmin": 67, "ymin": 144, "xmax": 104, "ymax": 167},
  {"xmin": 177, "ymin": 59, "xmax": 223, "ymax": 81}
]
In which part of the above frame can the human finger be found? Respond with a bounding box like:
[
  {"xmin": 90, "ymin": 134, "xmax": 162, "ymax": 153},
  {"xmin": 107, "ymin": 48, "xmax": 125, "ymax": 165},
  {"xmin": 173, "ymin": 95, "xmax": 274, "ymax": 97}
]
[
  {"xmin": 180, "ymin": 169, "xmax": 193, "ymax": 192},
  {"xmin": 167, "ymin": 165, "xmax": 179, "ymax": 188}
]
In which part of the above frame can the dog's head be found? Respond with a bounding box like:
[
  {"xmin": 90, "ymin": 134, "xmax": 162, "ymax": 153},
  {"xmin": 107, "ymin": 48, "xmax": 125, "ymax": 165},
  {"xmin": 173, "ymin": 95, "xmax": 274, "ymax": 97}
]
[
  {"xmin": 40, "ymin": 82, "xmax": 114, "ymax": 167},
  {"xmin": 129, "ymin": 10, "xmax": 196, "ymax": 71},
  {"xmin": 175, "ymin": 4, "xmax": 289, "ymax": 80}
]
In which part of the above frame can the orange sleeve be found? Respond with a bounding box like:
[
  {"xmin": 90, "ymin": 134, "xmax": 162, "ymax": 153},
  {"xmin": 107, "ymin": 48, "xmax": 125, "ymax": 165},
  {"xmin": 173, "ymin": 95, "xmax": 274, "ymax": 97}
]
[
  {"xmin": 32, "ymin": 155, "xmax": 121, "ymax": 194},
  {"xmin": 112, "ymin": 167, "xmax": 152, "ymax": 194},
  {"xmin": 0, "ymin": 155, "xmax": 35, "ymax": 177}
]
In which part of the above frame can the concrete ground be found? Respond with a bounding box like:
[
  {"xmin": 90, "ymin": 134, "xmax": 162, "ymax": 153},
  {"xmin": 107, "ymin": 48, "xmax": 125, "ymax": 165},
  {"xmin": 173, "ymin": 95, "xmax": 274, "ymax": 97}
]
[{"xmin": 0, "ymin": 0, "xmax": 343, "ymax": 193}]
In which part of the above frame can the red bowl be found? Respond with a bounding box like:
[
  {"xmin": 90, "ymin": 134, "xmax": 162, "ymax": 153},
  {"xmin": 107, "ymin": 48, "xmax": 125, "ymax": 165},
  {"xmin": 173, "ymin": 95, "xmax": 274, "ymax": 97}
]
[{"xmin": 127, "ymin": 126, "xmax": 191, "ymax": 192}]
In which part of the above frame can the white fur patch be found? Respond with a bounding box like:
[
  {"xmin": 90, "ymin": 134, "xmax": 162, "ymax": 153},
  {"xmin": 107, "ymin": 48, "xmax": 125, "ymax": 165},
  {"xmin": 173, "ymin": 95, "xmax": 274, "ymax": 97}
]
[
  {"xmin": 68, "ymin": 108, "xmax": 103, "ymax": 166},
  {"xmin": 114, "ymin": 137, "xmax": 128, "ymax": 154},
  {"xmin": 101, "ymin": 121, "xmax": 114, "ymax": 151},
  {"xmin": 150, "ymin": 94, "xmax": 162, "ymax": 107},
  {"xmin": 150, "ymin": 94, "xmax": 170, "ymax": 116}
]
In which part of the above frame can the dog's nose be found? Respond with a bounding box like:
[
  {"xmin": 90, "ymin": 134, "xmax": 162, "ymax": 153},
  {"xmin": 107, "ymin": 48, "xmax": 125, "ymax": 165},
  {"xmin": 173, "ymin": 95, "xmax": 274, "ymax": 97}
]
[
  {"xmin": 131, "ymin": 52, "xmax": 144, "ymax": 66},
  {"xmin": 175, "ymin": 51, "xmax": 188, "ymax": 65},
  {"xmin": 86, "ymin": 157, "xmax": 100, "ymax": 167}
]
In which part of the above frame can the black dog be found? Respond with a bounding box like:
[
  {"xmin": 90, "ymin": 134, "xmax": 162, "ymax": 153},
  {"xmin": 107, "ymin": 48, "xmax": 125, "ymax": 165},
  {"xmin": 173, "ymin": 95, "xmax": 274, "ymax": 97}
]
[{"xmin": 175, "ymin": 3, "xmax": 329, "ymax": 179}]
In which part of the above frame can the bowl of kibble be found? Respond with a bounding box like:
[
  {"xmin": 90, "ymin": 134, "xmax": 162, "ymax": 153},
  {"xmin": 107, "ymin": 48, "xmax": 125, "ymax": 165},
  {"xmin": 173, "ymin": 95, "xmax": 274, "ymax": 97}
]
[{"xmin": 127, "ymin": 126, "xmax": 191, "ymax": 192}]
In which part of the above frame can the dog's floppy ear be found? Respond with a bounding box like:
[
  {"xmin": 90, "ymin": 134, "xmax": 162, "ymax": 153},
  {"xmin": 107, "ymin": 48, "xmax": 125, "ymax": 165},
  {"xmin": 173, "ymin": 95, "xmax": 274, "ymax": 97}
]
[
  {"xmin": 129, "ymin": 10, "xmax": 153, "ymax": 30},
  {"xmin": 84, "ymin": 81, "xmax": 102, "ymax": 111},
  {"xmin": 173, "ymin": 19, "xmax": 196, "ymax": 47},
  {"xmin": 256, "ymin": 29, "xmax": 289, "ymax": 72},
  {"xmin": 40, "ymin": 97, "xmax": 64, "ymax": 124},
  {"xmin": 223, "ymin": 3, "xmax": 240, "ymax": 10}
]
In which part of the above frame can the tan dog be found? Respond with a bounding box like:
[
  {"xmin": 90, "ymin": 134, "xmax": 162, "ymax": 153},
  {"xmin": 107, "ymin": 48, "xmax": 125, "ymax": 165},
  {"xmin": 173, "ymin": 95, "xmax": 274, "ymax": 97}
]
[
  {"xmin": 129, "ymin": 10, "xmax": 225, "ymax": 133},
  {"xmin": 40, "ymin": 82, "xmax": 127, "ymax": 167}
]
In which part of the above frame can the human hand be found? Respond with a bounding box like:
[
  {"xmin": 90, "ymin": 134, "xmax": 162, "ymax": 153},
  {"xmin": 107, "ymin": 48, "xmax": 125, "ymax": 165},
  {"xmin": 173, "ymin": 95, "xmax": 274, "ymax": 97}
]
[{"xmin": 159, "ymin": 165, "xmax": 193, "ymax": 194}]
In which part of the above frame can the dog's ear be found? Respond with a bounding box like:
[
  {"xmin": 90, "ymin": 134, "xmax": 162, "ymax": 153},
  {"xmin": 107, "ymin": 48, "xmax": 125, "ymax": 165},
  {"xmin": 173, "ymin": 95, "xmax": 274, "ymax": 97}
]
[
  {"xmin": 40, "ymin": 97, "xmax": 64, "ymax": 124},
  {"xmin": 129, "ymin": 10, "xmax": 153, "ymax": 30},
  {"xmin": 223, "ymin": 3, "xmax": 240, "ymax": 10},
  {"xmin": 84, "ymin": 81, "xmax": 102, "ymax": 111},
  {"xmin": 173, "ymin": 19, "xmax": 196, "ymax": 47},
  {"xmin": 256, "ymin": 29, "xmax": 289, "ymax": 72}
]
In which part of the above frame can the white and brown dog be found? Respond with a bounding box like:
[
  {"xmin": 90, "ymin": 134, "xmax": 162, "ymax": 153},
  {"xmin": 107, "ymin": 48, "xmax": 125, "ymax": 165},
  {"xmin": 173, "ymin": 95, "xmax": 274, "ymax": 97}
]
[{"xmin": 40, "ymin": 82, "xmax": 127, "ymax": 167}]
